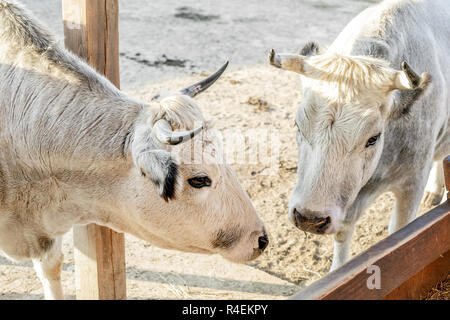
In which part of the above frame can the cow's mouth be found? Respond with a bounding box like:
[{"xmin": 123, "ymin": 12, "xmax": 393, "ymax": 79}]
[{"xmin": 293, "ymin": 209, "xmax": 331, "ymax": 235}]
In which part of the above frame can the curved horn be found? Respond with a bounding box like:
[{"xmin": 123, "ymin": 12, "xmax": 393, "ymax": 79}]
[
  {"xmin": 393, "ymin": 61, "xmax": 428, "ymax": 90},
  {"xmin": 153, "ymin": 119, "xmax": 203, "ymax": 145},
  {"xmin": 180, "ymin": 61, "xmax": 229, "ymax": 97},
  {"xmin": 269, "ymin": 49, "xmax": 305, "ymax": 74}
]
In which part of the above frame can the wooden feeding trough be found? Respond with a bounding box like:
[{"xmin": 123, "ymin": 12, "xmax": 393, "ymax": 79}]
[
  {"xmin": 61, "ymin": 0, "xmax": 449, "ymax": 300},
  {"xmin": 292, "ymin": 157, "xmax": 450, "ymax": 300}
]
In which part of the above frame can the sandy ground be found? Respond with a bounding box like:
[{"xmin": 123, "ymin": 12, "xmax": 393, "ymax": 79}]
[{"xmin": 0, "ymin": 0, "xmax": 441, "ymax": 300}]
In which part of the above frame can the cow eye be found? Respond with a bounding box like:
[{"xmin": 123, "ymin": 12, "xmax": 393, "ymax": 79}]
[
  {"xmin": 188, "ymin": 176, "xmax": 212, "ymax": 188},
  {"xmin": 366, "ymin": 133, "xmax": 381, "ymax": 148}
]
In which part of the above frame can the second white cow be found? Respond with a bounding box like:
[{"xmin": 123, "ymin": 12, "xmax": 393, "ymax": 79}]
[{"xmin": 269, "ymin": 0, "xmax": 450, "ymax": 270}]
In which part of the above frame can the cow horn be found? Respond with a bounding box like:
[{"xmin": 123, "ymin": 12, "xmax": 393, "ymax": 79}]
[
  {"xmin": 153, "ymin": 119, "xmax": 203, "ymax": 145},
  {"xmin": 393, "ymin": 61, "xmax": 429, "ymax": 90},
  {"xmin": 180, "ymin": 61, "xmax": 229, "ymax": 97},
  {"xmin": 269, "ymin": 49, "xmax": 305, "ymax": 74}
]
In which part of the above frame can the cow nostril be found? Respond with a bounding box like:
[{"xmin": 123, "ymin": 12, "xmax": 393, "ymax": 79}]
[
  {"xmin": 258, "ymin": 235, "xmax": 269, "ymax": 251},
  {"xmin": 317, "ymin": 216, "xmax": 331, "ymax": 231},
  {"xmin": 293, "ymin": 208, "xmax": 306, "ymax": 225}
]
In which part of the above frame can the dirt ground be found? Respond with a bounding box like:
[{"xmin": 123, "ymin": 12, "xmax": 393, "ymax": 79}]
[{"xmin": 0, "ymin": 0, "xmax": 442, "ymax": 300}]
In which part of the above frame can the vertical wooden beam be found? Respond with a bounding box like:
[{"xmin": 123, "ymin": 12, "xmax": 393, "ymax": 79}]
[{"xmin": 62, "ymin": 0, "xmax": 126, "ymax": 300}]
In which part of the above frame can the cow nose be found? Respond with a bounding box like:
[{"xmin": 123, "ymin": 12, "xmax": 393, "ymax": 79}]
[
  {"xmin": 293, "ymin": 208, "xmax": 331, "ymax": 234},
  {"xmin": 258, "ymin": 234, "xmax": 269, "ymax": 252}
]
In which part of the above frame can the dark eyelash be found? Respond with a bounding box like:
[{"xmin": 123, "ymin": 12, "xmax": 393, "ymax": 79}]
[
  {"xmin": 187, "ymin": 176, "xmax": 212, "ymax": 188},
  {"xmin": 366, "ymin": 133, "xmax": 382, "ymax": 148}
]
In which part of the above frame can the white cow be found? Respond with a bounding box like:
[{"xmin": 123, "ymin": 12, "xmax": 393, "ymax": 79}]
[
  {"xmin": 269, "ymin": 0, "xmax": 450, "ymax": 270},
  {"xmin": 0, "ymin": 0, "xmax": 268, "ymax": 299}
]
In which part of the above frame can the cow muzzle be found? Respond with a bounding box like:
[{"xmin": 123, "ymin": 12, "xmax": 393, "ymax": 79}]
[{"xmin": 291, "ymin": 208, "xmax": 331, "ymax": 235}]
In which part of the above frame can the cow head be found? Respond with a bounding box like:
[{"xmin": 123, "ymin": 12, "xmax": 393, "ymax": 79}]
[
  {"xmin": 269, "ymin": 45, "xmax": 430, "ymax": 235},
  {"xmin": 123, "ymin": 63, "xmax": 268, "ymax": 263}
]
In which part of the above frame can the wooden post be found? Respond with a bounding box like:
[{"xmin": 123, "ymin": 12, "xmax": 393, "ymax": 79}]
[{"xmin": 62, "ymin": 0, "xmax": 126, "ymax": 300}]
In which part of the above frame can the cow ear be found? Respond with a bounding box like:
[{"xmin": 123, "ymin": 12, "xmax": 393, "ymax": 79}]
[
  {"xmin": 134, "ymin": 149, "xmax": 178, "ymax": 202},
  {"xmin": 299, "ymin": 41, "xmax": 320, "ymax": 57},
  {"xmin": 389, "ymin": 86, "xmax": 428, "ymax": 119}
]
